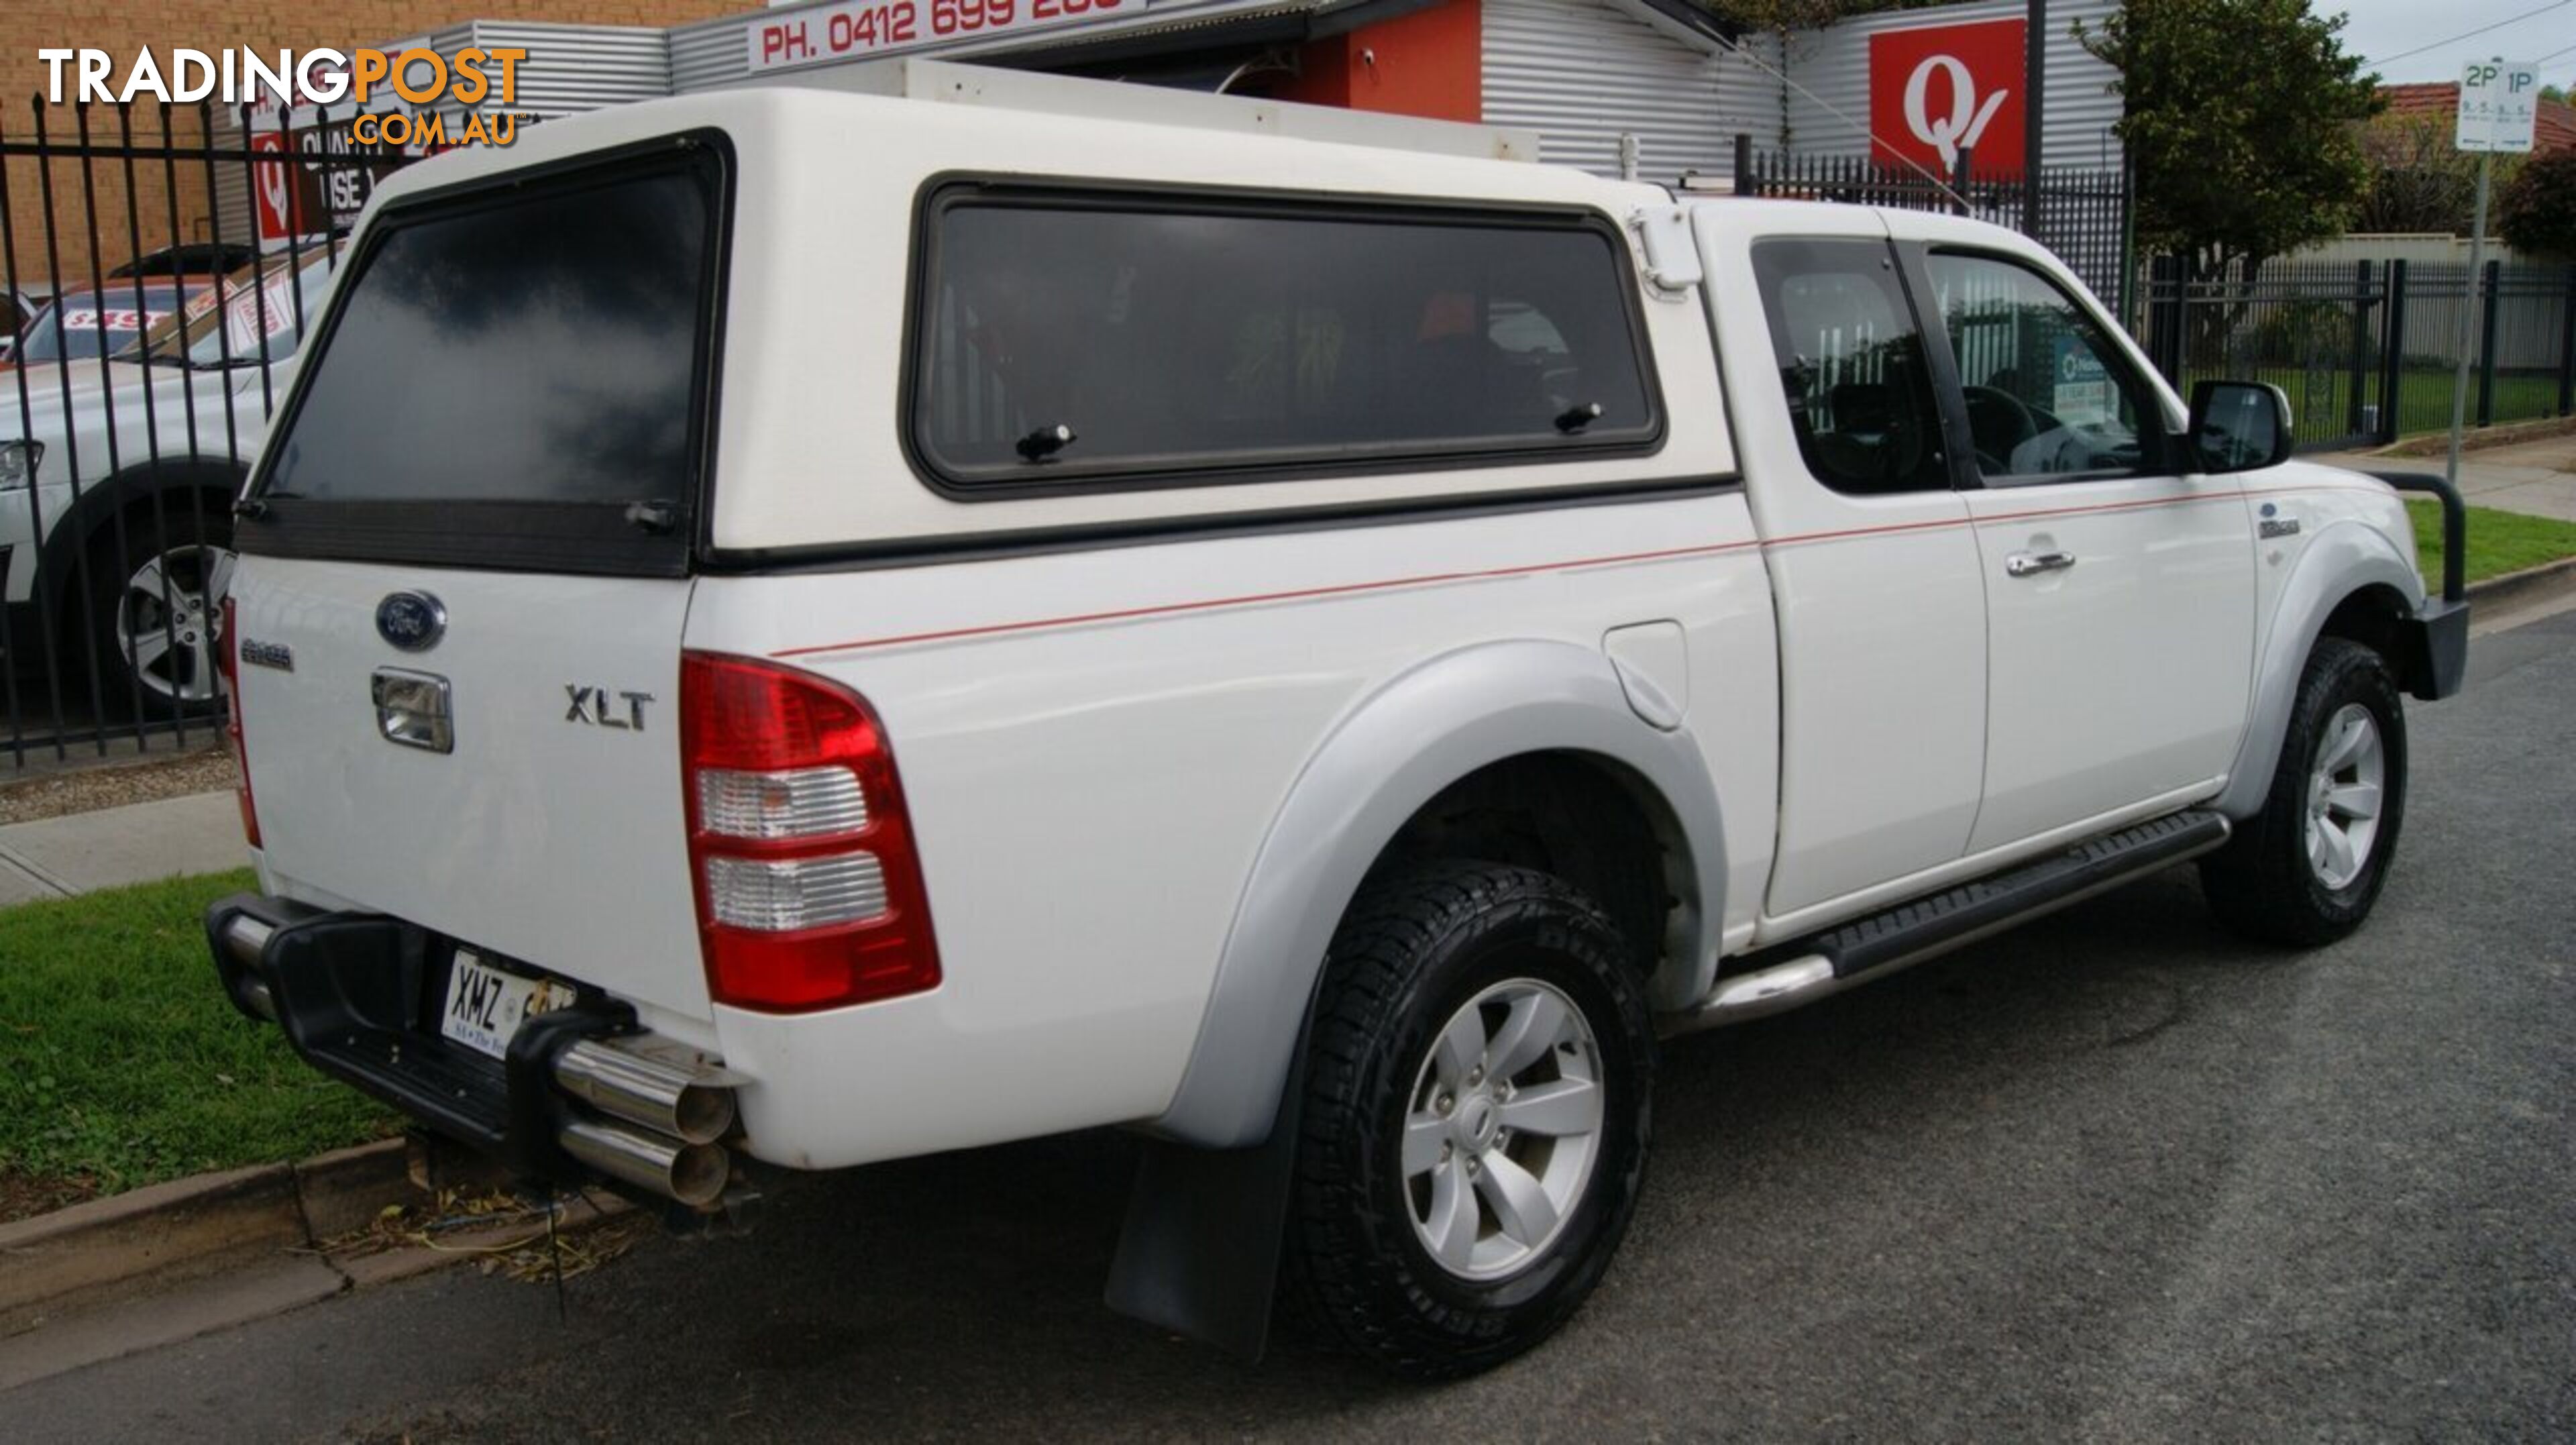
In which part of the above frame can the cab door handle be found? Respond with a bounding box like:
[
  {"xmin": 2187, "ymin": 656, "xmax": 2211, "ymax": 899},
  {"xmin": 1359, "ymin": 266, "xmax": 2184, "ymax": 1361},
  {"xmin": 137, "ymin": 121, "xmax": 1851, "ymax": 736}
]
[{"xmin": 2005, "ymin": 550, "xmax": 2077, "ymax": 578}]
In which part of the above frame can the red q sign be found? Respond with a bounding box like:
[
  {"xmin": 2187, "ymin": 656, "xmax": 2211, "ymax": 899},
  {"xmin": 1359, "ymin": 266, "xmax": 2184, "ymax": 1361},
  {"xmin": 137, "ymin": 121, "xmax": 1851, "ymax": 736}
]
[
  {"xmin": 1869, "ymin": 18, "xmax": 2027, "ymax": 180},
  {"xmin": 250, "ymin": 129, "xmax": 303, "ymax": 240}
]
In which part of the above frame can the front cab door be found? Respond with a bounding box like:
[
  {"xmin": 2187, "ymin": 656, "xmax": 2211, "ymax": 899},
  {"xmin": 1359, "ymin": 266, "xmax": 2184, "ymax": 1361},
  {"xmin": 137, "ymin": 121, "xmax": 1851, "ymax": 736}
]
[{"xmin": 1909, "ymin": 238, "xmax": 2255, "ymax": 852}]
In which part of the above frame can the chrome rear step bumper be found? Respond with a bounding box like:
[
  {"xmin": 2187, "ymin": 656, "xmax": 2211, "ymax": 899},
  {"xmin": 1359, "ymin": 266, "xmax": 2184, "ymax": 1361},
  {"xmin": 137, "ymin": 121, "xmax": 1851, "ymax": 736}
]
[{"xmin": 207, "ymin": 895, "xmax": 743, "ymax": 1211}]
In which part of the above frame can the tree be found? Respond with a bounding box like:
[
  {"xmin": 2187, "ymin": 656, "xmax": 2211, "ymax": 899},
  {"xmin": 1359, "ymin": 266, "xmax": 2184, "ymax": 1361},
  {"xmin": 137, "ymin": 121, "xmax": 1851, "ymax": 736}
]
[
  {"xmin": 2078, "ymin": 0, "xmax": 2381, "ymax": 301},
  {"xmin": 2543, "ymin": 83, "xmax": 2569, "ymax": 105},
  {"xmin": 2354, "ymin": 113, "xmax": 2514, "ymax": 235},
  {"xmin": 2498, "ymin": 148, "xmax": 2576, "ymax": 261}
]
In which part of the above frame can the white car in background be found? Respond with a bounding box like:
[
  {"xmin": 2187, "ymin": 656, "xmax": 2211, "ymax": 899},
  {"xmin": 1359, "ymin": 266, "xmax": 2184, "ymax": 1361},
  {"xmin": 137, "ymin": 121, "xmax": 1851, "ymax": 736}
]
[{"xmin": 0, "ymin": 244, "xmax": 338, "ymax": 715}]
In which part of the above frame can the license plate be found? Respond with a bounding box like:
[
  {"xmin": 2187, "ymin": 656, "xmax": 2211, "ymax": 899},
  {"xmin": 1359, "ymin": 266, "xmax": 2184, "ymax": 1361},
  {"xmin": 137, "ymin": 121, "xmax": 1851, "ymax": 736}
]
[{"xmin": 439, "ymin": 951, "xmax": 573, "ymax": 1060}]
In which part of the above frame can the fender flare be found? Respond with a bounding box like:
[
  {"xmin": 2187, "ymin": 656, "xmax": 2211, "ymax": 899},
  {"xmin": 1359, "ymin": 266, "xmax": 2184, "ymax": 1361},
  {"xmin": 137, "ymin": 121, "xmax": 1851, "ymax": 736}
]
[
  {"xmin": 2214, "ymin": 519, "xmax": 2425, "ymax": 820},
  {"xmin": 1152, "ymin": 637, "xmax": 1729, "ymax": 1150}
]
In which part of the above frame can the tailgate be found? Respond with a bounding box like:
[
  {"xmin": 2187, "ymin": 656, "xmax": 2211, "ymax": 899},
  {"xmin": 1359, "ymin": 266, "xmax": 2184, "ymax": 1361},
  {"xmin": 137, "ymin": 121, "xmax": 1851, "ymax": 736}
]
[
  {"xmin": 233, "ymin": 558, "xmax": 707, "ymax": 1018},
  {"xmin": 219, "ymin": 137, "xmax": 729, "ymax": 1021}
]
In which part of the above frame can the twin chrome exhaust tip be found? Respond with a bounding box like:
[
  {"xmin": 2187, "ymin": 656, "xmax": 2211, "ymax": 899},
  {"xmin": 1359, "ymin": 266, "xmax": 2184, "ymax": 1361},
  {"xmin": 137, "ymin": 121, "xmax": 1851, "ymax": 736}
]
[
  {"xmin": 549, "ymin": 1037, "xmax": 744, "ymax": 1208},
  {"xmin": 558, "ymin": 1114, "xmax": 733, "ymax": 1208}
]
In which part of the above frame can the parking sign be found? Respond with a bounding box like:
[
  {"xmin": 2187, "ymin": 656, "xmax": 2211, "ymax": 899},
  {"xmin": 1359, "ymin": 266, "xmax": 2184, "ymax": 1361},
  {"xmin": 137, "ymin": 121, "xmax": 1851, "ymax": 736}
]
[{"xmin": 2456, "ymin": 58, "xmax": 2541, "ymax": 153}]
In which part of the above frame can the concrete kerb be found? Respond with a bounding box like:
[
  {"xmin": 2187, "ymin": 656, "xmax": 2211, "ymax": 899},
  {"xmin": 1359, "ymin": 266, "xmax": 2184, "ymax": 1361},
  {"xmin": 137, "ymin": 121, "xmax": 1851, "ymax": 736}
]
[
  {"xmin": 0, "ymin": 1138, "xmax": 413, "ymax": 1336},
  {"xmin": 0, "ymin": 1136, "xmax": 617, "ymax": 1391},
  {"xmin": 2460, "ymin": 554, "xmax": 2576, "ymax": 616}
]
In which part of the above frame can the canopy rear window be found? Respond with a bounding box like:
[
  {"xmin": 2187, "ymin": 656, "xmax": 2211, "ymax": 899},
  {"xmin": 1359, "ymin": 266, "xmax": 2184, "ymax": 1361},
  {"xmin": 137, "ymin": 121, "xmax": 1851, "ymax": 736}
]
[
  {"xmin": 245, "ymin": 139, "xmax": 727, "ymax": 575},
  {"xmin": 909, "ymin": 185, "xmax": 1664, "ymax": 494}
]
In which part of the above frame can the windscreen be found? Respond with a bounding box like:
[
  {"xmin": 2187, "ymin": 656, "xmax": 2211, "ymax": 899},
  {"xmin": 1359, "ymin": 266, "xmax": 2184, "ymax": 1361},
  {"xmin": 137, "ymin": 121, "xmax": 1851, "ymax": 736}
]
[
  {"xmin": 17, "ymin": 288, "xmax": 180, "ymax": 362},
  {"xmin": 260, "ymin": 160, "xmax": 714, "ymax": 511}
]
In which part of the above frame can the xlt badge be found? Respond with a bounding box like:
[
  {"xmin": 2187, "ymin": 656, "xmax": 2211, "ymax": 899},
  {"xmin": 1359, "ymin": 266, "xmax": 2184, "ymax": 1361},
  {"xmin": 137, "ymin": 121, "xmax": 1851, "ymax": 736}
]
[{"xmin": 566, "ymin": 685, "xmax": 653, "ymax": 731}]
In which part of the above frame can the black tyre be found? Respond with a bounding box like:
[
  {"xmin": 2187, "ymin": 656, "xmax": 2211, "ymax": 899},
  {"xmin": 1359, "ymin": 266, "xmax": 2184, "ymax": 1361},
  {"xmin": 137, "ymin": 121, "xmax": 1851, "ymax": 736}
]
[
  {"xmin": 2201, "ymin": 636, "xmax": 2408, "ymax": 946},
  {"xmin": 1285, "ymin": 861, "xmax": 1653, "ymax": 1378},
  {"xmin": 78, "ymin": 499, "xmax": 233, "ymax": 720}
]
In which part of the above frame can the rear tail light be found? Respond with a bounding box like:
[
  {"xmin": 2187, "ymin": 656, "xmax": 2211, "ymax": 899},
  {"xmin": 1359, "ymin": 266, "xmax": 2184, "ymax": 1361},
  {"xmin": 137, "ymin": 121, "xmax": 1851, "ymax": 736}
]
[
  {"xmin": 680, "ymin": 652, "xmax": 940, "ymax": 1012},
  {"xmin": 217, "ymin": 595, "xmax": 260, "ymax": 849}
]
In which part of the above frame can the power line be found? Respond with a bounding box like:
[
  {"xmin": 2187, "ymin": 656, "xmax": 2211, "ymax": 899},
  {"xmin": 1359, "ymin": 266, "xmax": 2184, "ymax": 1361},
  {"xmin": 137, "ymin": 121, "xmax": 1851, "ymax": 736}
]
[
  {"xmin": 2360, "ymin": 0, "xmax": 2573, "ymax": 70},
  {"xmin": 1709, "ymin": 34, "xmax": 1975, "ymax": 210}
]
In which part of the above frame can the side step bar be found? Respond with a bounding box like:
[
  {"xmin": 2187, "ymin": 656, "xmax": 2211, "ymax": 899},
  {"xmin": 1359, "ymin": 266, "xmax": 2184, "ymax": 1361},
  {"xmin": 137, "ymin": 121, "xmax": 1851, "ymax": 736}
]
[{"xmin": 1669, "ymin": 810, "xmax": 2231, "ymax": 1032}]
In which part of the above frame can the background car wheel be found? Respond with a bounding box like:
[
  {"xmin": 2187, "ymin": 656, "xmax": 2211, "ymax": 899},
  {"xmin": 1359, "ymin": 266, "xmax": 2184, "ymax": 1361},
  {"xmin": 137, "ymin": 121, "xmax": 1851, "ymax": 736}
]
[
  {"xmin": 1284, "ymin": 861, "xmax": 1653, "ymax": 1379},
  {"xmin": 80, "ymin": 502, "xmax": 234, "ymax": 720},
  {"xmin": 2202, "ymin": 636, "xmax": 2408, "ymax": 947}
]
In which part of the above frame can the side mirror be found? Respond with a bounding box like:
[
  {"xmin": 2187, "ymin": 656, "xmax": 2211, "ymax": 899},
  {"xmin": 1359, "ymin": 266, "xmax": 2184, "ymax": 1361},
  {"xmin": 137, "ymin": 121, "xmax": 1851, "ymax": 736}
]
[{"xmin": 2186, "ymin": 380, "xmax": 2293, "ymax": 473}]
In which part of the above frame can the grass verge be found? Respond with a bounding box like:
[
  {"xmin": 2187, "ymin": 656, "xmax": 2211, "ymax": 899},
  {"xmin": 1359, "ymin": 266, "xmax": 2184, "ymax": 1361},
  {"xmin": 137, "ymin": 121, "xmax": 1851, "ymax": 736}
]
[
  {"xmin": 2408, "ymin": 499, "xmax": 2576, "ymax": 587},
  {"xmin": 2188, "ymin": 366, "xmax": 2566, "ymax": 446},
  {"xmin": 0, "ymin": 869, "xmax": 392, "ymax": 1220}
]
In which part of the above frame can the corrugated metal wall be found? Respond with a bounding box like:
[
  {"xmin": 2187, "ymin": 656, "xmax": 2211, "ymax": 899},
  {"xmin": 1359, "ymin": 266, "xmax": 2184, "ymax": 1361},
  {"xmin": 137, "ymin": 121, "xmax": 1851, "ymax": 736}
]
[
  {"xmin": 465, "ymin": 21, "xmax": 676, "ymax": 111},
  {"xmin": 669, "ymin": 12, "xmax": 751, "ymax": 93},
  {"xmin": 1778, "ymin": 0, "xmax": 2123, "ymax": 169},
  {"xmin": 1481, "ymin": 0, "xmax": 1774, "ymax": 183}
]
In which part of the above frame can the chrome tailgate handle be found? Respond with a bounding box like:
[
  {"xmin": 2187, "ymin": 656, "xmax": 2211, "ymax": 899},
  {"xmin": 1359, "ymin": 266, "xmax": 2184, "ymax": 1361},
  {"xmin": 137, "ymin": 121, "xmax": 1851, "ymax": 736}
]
[
  {"xmin": 372, "ymin": 667, "xmax": 453, "ymax": 753},
  {"xmin": 2006, "ymin": 550, "xmax": 2078, "ymax": 578}
]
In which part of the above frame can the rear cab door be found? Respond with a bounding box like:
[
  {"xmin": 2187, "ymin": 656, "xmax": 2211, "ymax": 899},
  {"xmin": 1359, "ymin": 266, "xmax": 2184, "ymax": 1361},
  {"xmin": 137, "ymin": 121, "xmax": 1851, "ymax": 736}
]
[{"xmin": 226, "ymin": 136, "xmax": 729, "ymax": 1040}]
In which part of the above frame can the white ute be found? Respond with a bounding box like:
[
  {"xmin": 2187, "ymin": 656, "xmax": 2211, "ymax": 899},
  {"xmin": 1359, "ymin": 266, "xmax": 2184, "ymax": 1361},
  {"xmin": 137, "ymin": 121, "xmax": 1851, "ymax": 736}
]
[{"xmin": 207, "ymin": 66, "xmax": 2468, "ymax": 1377}]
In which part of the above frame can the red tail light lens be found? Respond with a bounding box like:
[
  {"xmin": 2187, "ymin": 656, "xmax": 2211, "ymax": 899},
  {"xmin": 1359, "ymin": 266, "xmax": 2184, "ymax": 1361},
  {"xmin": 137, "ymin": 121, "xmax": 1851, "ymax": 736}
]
[
  {"xmin": 218, "ymin": 594, "xmax": 260, "ymax": 849},
  {"xmin": 680, "ymin": 652, "xmax": 941, "ymax": 1012}
]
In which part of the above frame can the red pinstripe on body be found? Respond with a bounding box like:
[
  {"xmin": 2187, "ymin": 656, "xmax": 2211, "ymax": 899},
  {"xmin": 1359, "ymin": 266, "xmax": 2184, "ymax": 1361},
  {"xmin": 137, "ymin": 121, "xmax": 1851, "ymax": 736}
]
[{"xmin": 771, "ymin": 481, "xmax": 2394, "ymax": 659}]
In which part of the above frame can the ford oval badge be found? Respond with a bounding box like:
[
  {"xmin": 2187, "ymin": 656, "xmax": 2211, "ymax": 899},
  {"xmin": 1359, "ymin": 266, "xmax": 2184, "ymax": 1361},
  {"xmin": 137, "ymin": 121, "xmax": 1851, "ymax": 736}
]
[{"xmin": 375, "ymin": 591, "xmax": 447, "ymax": 653}]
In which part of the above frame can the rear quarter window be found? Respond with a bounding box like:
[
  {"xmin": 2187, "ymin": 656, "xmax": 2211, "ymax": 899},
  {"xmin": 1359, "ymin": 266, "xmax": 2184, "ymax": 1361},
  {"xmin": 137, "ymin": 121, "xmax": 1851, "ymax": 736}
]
[
  {"xmin": 908, "ymin": 186, "xmax": 1663, "ymax": 494},
  {"xmin": 264, "ymin": 166, "xmax": 710, "ymax": 506},
  {"xmin": 242, "ymin": 137, "xmax": 727, "ymax": 577}
]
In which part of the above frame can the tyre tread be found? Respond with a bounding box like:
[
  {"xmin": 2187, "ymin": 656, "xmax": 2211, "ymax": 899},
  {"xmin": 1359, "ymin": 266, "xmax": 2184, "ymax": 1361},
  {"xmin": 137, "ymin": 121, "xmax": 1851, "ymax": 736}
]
[
  {"xmin": 1281, "ymin": 860, "xmax": 1649, "ymax": 1379},
  {"xmin": 2202, "ymin": 636, "xmax": 2408, "ymax": 946}
]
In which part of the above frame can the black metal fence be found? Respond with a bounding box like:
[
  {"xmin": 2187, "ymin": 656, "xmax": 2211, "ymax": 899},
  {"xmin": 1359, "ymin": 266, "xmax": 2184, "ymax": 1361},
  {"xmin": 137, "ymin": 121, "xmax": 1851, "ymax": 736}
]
[
  {"xmin": 0, "ymin": 99, "xmax": 407, "ymax": 770},
  {"xmin": 1724, "ymin": 133, "xmax": 2576, "ymax": 457},
  {"xmin": 2138, "ymin": 257, "xmax": 2576, "ymax": 453},
  {"xmin": 2, "ymin": 107, "xmax": 2569, "ymax": 770},
  {"xmin": 1733, "ymin": 136, "xmax": 2135, "ymax": 316}
]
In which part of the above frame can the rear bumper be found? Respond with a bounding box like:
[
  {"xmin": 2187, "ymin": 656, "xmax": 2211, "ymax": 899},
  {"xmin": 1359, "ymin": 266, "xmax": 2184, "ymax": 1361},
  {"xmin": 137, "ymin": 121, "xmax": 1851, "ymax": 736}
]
[{"xmin": 207, "ymin": 894, "xmax": 747, "ymax": 1211}]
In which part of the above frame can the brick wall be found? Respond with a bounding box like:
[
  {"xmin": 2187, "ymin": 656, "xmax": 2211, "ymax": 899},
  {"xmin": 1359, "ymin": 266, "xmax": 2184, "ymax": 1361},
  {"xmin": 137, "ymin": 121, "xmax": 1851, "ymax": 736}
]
[{"xmin": 0, "ymin": 0, "xmax": 757, "ymax": 288}]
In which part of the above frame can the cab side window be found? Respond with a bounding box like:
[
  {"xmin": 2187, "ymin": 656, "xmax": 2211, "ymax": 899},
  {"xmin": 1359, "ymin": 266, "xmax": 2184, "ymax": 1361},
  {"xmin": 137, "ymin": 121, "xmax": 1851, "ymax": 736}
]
[
  {"xmin": 912, "ymin": 193, "xmax": 1660, "ymax": 490},
  {"xmin": 1750, "ymin": 238, "xmax": 1951, "ymax": 496},
  {"xmin": 1921, "ymin": 252, "xmax": 2155, "ymax": 483}
]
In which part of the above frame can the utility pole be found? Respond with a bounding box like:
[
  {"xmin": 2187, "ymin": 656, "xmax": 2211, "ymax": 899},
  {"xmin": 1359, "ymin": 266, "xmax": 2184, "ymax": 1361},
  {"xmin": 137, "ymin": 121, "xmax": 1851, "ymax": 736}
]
[
  {"xmin": 2447, "ymin": 152, "xmax": 2489, "ymax": 494},
  {"xmin": 2024, "ymin": 0, "xmax": 2045, "ymax": 236}
]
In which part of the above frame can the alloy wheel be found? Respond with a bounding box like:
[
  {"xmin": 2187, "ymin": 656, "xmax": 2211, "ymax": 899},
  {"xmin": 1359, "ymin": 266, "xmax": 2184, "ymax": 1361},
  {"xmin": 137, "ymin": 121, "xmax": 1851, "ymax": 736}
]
[
  {"xmin": 115, "ymin": 544, "xmax": 234, "ymax": 704},
  {"xmin": 1401, "ymin": 977, "xmax": 1605, "ymax": 1281},
  {"xmin": 2304, "ymin": 702, "xmax": 2385, "ymax": 890}
]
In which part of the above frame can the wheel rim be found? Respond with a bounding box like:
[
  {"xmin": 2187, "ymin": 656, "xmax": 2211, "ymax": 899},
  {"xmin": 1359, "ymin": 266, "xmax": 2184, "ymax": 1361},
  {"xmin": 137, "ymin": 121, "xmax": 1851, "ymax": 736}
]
[
  {"xmin": 115, "ymin": 545, "xmax": 233, "ymax": 704},
  {"xmin": 2304, "ymin": 702, "xmax": 2385, "ymax": 891},
  {"xmin": 1401, "ymin": 977, "xmax": 1605, "ymax": 1282}
]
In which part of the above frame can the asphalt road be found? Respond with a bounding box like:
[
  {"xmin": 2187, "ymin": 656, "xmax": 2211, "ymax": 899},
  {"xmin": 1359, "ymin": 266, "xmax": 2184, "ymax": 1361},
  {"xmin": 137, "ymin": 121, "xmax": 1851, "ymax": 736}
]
[{"xmin": 11, "ymin": 610, "xmax": 2575, "ymax": 1442}]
